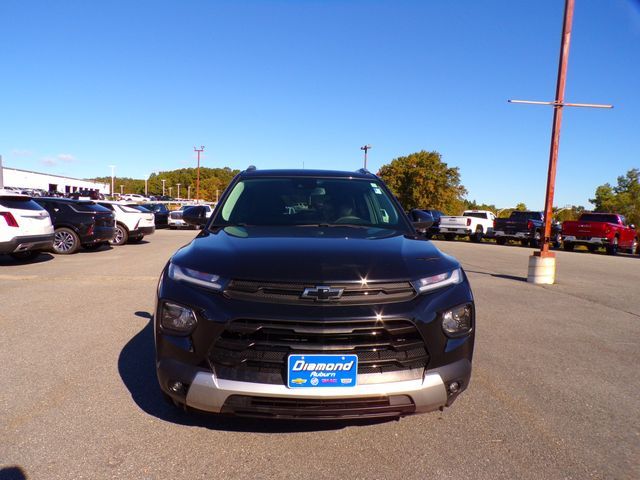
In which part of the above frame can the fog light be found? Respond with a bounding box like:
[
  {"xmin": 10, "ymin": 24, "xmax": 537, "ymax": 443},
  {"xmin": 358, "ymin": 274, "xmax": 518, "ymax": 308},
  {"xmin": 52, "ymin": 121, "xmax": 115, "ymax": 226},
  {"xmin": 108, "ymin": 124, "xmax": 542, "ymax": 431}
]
[
  {"xmin": 448, "ymin": 381, "xmax": 460, "ymax": 394},
  {"xmin": 168, "ymin": 381, "xmax": 184, "ymax": 393}
]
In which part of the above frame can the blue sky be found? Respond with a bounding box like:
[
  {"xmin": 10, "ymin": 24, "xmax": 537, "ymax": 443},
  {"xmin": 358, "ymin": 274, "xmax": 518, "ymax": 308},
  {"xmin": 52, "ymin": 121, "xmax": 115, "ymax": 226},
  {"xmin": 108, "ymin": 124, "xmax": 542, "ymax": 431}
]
[{"xmin": 1, "ymin": 0, "xmax": 638, "ymax": 209}]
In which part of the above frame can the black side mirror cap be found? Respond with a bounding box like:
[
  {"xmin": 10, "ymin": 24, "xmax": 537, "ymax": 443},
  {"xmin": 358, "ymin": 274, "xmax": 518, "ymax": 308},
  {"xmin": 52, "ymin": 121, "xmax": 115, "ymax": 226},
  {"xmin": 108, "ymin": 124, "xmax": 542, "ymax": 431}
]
[
  {"xmin": 183, "ymin": 206, "xmax": 207, "ymax": 226},
  {"xmin": 408, "ymin": 209, "xmax": 434, "ymax": 231}
]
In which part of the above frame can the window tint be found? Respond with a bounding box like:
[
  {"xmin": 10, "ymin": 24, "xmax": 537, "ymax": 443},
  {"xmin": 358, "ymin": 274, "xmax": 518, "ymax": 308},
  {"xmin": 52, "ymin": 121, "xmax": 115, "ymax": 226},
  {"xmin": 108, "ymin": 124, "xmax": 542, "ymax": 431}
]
[
  {"xmin": 216, "ymin": 177, "xmax": 406, "ymax": 230},
  {"xmin": 509, "ymin": 211, "xmax": 542, "ymax": 221},
  {"xmin": 70, "ymin": 202, "xmax": 112, "ymax": 213},
  {"xmin": 0, "ymin": 198, "xmax": 45, "ymax": 211},
  {"xmin": 463, "ymin": 212, "xmax": 488, "ymax": 219},
  {"xmin": 579, "ymin": 214, "xmax": 620, "ymax": 224}
]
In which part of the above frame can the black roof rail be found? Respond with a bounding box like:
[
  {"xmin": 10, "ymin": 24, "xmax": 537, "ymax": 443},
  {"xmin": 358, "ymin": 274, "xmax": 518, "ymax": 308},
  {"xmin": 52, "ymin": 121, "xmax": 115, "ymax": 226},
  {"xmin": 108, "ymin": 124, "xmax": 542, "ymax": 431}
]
[
  {"xmin": 356, "ymin": 168, "xmax": 372, "ymax": 175},
  {"xmin": 245, "ymin": 165, "xmax": 257, "ymax": 172}
]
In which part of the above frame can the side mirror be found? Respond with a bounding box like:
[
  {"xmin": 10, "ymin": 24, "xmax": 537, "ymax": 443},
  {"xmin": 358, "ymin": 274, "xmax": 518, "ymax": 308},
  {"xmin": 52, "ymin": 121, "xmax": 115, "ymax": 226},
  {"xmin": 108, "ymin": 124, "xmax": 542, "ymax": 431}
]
[
  {"xmin": 629, "ymin": 224, "xmax": 636, "ymax": 230},
  {"xmin": 183, "ymin": 206, "xmax": 207, "ymax": 227},
  {"xmin": 409, "ymin": 209, "xmax": 434, "ymax": 231}
]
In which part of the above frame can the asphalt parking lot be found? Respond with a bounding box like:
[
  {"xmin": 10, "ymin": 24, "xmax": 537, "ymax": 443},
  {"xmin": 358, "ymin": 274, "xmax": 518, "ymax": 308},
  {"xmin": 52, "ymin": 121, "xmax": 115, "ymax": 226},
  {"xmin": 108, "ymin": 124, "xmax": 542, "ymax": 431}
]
[{"xmin": 1, "ymin": 231, "xmax": 638, "ymax": 480}]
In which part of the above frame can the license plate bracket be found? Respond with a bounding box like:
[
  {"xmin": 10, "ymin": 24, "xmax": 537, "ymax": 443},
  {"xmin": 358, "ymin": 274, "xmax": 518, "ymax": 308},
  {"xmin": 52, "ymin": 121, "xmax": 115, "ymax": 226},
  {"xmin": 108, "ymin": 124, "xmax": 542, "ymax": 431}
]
[{"xmin": 287, "ymin": 354, "xmax": 358, "ymax": 388}]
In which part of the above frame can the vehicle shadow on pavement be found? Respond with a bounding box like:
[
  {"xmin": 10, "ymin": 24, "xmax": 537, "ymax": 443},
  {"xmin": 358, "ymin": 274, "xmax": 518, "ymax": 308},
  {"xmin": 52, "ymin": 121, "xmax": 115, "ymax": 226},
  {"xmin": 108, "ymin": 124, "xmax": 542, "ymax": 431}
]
[
  {"xmin": 118, "ymin": 312, "xmax": 392, "ymax": 433},
  {"xmin": 464, "ymin": 270, "xmax": 527, "ymax": 282},
  {"xmin": 0, "ymin": 466, "xmax": 28, "ymax": 480},
  {"xmin": 0, "ymin": 253, "xmax": 54, "ymax": 266}
]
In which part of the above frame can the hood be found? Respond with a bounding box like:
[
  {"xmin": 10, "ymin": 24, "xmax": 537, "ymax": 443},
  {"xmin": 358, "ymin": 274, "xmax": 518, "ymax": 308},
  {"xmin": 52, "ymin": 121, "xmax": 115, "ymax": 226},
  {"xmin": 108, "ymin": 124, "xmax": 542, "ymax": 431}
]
[{"xmin": 171, "ymin": 226, "xmax": 459, "ymax": 283}]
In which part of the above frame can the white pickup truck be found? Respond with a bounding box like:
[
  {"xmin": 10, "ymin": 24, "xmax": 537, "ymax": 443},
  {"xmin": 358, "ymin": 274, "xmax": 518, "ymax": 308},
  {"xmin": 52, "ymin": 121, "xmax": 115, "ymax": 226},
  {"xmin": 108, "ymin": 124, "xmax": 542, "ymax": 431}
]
[{"xmin": 439, "ymin": 210, "xmax": 496, "ymax": 242}]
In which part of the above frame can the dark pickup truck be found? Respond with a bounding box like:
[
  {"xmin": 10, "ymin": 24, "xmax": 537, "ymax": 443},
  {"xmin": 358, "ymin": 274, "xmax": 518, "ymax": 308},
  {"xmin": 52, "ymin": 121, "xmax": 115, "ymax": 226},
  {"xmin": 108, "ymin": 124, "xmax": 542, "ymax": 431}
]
[{"xmin": 493, "ymin": 211, "xmax": 561, "ymax": 248}]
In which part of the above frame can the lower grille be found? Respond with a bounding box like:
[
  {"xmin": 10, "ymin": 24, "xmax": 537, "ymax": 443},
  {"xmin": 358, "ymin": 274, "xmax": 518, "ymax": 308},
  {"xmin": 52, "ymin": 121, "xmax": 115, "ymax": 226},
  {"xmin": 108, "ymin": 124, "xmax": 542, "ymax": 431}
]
[
  {"xmin": 208, "ymin": 318, "xmax": 429, "ymax": 384},
  {"xmin": 220, "ymin": 395, "xmax": 416, "ymax": 419}
]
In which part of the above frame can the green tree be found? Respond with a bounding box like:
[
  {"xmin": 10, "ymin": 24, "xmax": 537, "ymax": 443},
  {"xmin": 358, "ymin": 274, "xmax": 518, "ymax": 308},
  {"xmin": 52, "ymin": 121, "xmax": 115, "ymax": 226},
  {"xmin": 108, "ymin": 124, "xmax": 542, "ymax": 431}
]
[
  {"xmin": 514, "ymin": 202, "xmax": 527, "ymax": 211},
  {"xmin": 377, "ymin": 150, "xmax": 467, "ymax": 214},
  {"xmin": 590, "ymin": 169, "xmax": 640, "ymax": 226}
]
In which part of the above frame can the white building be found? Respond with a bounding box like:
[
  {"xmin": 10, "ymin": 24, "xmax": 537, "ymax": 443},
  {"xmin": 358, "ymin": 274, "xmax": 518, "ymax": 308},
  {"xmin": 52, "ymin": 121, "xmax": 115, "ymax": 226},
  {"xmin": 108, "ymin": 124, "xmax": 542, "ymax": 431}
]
[{"xmin": 1, "ymin": 166, "xmax": 109, "ymax": 195}]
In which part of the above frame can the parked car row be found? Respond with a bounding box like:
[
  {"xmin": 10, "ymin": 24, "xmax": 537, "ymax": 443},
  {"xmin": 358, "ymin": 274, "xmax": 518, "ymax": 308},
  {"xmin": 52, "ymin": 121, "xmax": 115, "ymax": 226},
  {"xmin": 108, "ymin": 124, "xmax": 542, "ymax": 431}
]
[
  {"xmin": 1, "ymin": 190, "xmax": 158, "ymax": 260},
  {"xmin": 413, "ymin": 209, "xmax": 639, "ymax": 256}
]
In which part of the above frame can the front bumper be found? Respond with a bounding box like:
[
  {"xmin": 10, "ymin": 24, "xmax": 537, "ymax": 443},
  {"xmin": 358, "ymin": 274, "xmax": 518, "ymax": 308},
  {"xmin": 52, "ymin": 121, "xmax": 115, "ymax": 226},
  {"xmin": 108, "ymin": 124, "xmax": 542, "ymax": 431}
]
[
  {"xmin": 0, "ymin": 233, "xmax": 54, "ymax": 254},
  {"xmin": 157, "ymin": 357, "xmax": 471, "ymax": 418},
  {"xmin": 155, "ymin": 271, "xmax": 475, "ymax": 419}
]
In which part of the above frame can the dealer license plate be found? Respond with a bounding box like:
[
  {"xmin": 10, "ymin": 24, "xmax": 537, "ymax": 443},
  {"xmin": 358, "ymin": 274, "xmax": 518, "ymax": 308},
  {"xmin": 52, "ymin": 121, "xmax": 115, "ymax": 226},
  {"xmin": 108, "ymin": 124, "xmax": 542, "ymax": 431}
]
[{"xmin": 287, "ymin": 354, "xmax": 358, "ymax": 388}]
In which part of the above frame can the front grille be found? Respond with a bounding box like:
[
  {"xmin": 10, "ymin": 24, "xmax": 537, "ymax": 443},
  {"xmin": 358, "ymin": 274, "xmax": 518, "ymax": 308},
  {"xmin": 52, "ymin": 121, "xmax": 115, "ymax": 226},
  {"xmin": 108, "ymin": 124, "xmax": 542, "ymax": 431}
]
[
  {"xmin": 225, "ymin": 280, "xmax": 416, "ymax": 305},
  {"xmin": 208, "ymin": 317, "xmax": 429, "ymax": 384},
  {"xmin": 220, "ymin": 395, "xmax": 416, "ymax": 419}
]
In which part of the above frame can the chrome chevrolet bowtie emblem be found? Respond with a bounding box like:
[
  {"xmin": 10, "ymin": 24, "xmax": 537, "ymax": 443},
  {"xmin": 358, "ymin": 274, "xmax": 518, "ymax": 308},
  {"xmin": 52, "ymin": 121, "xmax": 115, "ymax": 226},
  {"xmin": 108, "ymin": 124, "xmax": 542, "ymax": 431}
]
[{"xmin": 301, "ymin": 285, "xmax": 344, "ymax": 301}]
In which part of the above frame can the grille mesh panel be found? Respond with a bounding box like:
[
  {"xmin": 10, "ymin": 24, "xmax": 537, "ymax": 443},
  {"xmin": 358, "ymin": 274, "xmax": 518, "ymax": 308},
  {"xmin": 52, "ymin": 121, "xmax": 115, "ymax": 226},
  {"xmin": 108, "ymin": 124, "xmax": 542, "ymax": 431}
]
[{"xmin": 208, "ymin": 317, "xmax": 429, "ymax": 384}]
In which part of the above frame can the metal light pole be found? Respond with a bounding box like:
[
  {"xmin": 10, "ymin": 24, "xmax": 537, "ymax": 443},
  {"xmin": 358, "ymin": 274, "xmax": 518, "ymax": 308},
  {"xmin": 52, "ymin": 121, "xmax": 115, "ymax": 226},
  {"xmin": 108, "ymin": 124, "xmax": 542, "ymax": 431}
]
[
  {"xmin": 120, "ymin": 185, "xmax": 124, "ymax": 195},
  {"xmin": 109, "ymin": 165, "xmax": 116, "ymax": 196},
  {"xmin": 176, "ymin": 183, "xmax": 181, "ymax": 199},
  {"xmin": 360, "ymin": 145, "xmax": 371, "ymax": 170},
  {"xmin": 145, "ymin": 175, "xmax": 149, "ymax": 196},
  {"xmin": 169, "ymin": 186, "xmax": 173, "ymax": 197},
  {"xmin": 509, "ymin": 0, "xmax": 612, "ymax": 284},
  {"xmin": 161, "ymin": 179, "xmax": 166, "ymax": 197},
  {"xmin": 194, "ymin": 146, "xmax": 204, "ymax": 202},
  {"xmin": 188, "ymin": 185, "xmax": 191, "ymax": 200}
]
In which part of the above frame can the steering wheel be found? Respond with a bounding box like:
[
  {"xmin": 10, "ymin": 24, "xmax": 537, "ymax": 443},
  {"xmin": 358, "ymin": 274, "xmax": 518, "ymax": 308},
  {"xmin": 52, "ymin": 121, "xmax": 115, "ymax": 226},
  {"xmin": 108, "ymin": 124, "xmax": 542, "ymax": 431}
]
[{"xmin": 333, "ymin": 216, "xmax": 366, "ymax": 224}]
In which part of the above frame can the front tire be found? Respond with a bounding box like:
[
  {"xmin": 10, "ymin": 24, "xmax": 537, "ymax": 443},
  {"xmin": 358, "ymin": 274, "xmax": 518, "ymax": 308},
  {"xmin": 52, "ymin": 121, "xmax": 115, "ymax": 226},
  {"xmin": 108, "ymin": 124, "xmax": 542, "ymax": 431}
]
[
  {"xmin": 110, "ymin": 224, "xmax": 129, "ymax": 246},
  {"xmin": 53, "ymin": 228, "xmax": 80, "ymax": 255}
]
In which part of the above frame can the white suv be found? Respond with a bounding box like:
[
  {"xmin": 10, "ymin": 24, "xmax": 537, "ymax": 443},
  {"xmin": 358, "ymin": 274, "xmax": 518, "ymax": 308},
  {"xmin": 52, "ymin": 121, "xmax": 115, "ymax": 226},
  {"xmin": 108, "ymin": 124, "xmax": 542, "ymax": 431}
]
[
  {"xmin": 0, "ymin": 190, "xmax": 54, "ymax": 260},
  {"xmin": 97, "ymin": 201, "xmax": 155, "ymax": 245}
]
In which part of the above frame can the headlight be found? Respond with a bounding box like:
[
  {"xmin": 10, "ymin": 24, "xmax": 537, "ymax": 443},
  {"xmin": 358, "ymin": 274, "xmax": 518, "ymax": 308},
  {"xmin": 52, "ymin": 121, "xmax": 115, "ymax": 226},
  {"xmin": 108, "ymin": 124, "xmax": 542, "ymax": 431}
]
[
  {"xmin": 168, "ymin": 262, "xmax": 225, "ymax": 291},
  {"xmin": 441, "ymin": 303, "xmax": 473, "ymax": 337},
  {"xmin": 413, "ymin": 268, "xmax": 463, "ymax": 293},
  {"xmin": 160, "ymin": 301, "xmax": 197, "ymax": 334}
]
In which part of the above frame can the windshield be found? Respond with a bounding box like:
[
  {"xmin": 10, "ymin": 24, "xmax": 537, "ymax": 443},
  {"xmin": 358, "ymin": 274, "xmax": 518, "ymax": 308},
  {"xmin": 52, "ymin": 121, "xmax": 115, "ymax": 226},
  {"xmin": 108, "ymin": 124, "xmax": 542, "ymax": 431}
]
[{"xmin": 212, "ymin": 177, "xmax": 408, "ymax": 230}]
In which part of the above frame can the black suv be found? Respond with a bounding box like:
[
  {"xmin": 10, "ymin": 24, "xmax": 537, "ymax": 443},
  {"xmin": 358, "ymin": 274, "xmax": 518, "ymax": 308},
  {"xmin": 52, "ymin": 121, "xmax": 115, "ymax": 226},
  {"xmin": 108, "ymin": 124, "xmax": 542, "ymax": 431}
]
[
  {"xmin": 155, "ymin": 169, "xmax": 475, "ymax": 420},
  {"xmin": 34, "ymin": 198, "xmax": 116, "ymax": 254}
]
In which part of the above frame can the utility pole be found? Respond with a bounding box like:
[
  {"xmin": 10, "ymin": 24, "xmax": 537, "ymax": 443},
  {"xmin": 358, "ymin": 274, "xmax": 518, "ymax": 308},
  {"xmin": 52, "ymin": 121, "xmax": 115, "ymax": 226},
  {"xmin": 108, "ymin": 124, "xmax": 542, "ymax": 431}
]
[
  {"xmin": 509, "ymin": 0, "xmax": 612, "ymax": 284},
  {"xmin": 360, "ymin": 145, "xmax": 371, "ymax": 170},
  {"xmin": 169, "ymin": 186, "xmax": 173, "ymax": 197},
  {"xmin": 109, "ymin": 165, "xmax": 116, "ymax": 196},
  {"xmin": 176, "ymin": 183, "xmax": 181, "ymax": 199},
  {"xmin": 161, "ymin": 179, "xmax": 166, "ymax": 197},
  {"xmin": 120, "ymin": 185, "xmax": 124, "ymax": 195},
  {"xmin": 145, "ymin": 175, "xmax": 149, "ymax": 196},
  {"xmin": 194, "ymin": 146, "xmax": 204, "ymax": 202},
  {"xmin": 188, "ymin": 185, "xmax": 191, "ymax": 200}
]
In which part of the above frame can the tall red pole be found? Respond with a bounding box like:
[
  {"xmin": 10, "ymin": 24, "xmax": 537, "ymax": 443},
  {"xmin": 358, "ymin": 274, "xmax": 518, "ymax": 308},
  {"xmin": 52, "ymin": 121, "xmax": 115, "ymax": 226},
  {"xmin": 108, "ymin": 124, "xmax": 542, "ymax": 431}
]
[
  {"xmin": 194, "ymin": 146, "xmax": 204, "ymax": 202},
  {"xmin": 538, "ymin": 0, "xmax": 574, "ymax": 258}
]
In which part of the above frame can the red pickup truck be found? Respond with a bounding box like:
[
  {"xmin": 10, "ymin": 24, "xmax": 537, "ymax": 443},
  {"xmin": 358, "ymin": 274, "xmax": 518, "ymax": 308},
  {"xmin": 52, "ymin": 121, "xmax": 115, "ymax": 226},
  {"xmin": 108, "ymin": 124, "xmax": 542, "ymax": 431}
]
[{"xmin": 562, "ymin": 213, "xmax": 637, "ymax": 255}]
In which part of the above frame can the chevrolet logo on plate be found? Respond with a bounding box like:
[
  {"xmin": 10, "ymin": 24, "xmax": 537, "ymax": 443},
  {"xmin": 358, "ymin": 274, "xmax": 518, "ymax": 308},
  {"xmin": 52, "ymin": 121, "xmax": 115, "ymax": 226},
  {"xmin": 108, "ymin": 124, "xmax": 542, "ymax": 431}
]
[
  {"xmin": 291, "ymin": 378, "xmax": 307, "ymax": 385},
  {"xmin": 301, "ymin": 285, "xmax": 344, "ymax": 301}
]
